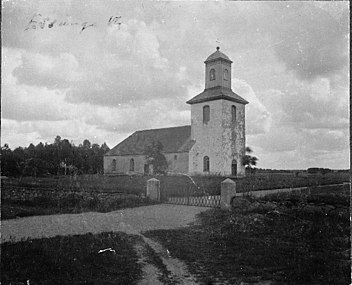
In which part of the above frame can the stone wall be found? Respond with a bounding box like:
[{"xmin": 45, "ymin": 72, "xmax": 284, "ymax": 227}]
[
  {"xmin": 236, "ymin": 183, "xmax": 350, "ymax": 198},
  {"xmin": 2, "ymin": 186, "xmax": 139, "ymax": 202}
]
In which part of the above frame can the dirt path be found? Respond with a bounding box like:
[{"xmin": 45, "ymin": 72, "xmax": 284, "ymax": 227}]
[
  {"xmin": 141, "ymin": 236, "xmax": 199, "ymax": 285},
  {"xmin": 1, "ymin": 204, "xmax": 208, "ymax": 284},
  {"xmin": 1, "ymin": 204, "xmax": 207, "ymax": 243}
]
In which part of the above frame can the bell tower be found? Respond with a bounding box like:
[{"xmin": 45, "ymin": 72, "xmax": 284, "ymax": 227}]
[
  {"xmin": 187, "ymin": 47, "xmax": 249, "ymax": 177},
  {"xmin": 205, "ymin": 46, "xmax": 232, "ymax": 90}
]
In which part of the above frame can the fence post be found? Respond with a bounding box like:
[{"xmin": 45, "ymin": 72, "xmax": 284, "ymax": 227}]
[
  {"xmin": 221, "ymin": 178, "xmax": 236, "ymax": 209},
  {"xmin": 146, "ymin": 178, "xmax": 160, "ymax": 201}
]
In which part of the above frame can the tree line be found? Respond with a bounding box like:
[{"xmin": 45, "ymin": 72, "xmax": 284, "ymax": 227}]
[
  {"xmin": 1, "ymin": 136, "xmax": 110, "ymax": 177},
  {"xmin": 1, "ymin": 135, "xmax": 259, "ymax": 177}
]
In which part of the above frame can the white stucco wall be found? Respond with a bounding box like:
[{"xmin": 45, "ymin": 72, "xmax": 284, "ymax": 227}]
[
  {"xmin": 222, "ymin": 99, "xmax": 246, "ymax": 176},
  {"xmin": 205, "ymin": 61, "xmax": 232, "ymax": 89},
  {"xmin": 189, "ymin": 99, "xmax": 246, "ymax": 176},
  {"xmin": 104, "ymin": 155, "xmax": 146, "ymax": 175},
  {"xmin": 164, "ymin": 152, "xmax": 189, "ymax": 174},
  {"xmin": 104, "ymin": 152, "xmax": 189, "ymax": 175}
]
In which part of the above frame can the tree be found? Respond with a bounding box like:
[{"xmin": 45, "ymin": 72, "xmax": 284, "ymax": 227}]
[
  {"xmin": 91, "ymin": 143, "xmax": 104, "ymax": 174},
  {"xmin": 242, "ymin": 146, "xmax": 258, "ymax": 175},
  {"xmin": 1, "ymin": 136, "xmax": 109, "ymax": 177},
  {"xmin": 58, "ymin": 139, "xmax": 74, "ymax": 175},
  {"xmin": 1, "ymin": 144, "xmax": 19, "ymax": 176},
  {"xmin": 144, "ymin": 140, "xmax": 168, "ymax": 175},
  {"xmin": 101, "ymin": 142, "xmax": 110, "ymax": 153},
  {"xmin": 54, "ymin": 135, "xmax": 62, "ymax": 146},
  {"xmin": 13, "ymin": 147, "xmax": 26, "ymax": 176},
  {"xmin": 83, "ymin": 139, "xmax": 91, "ymax": 149}
]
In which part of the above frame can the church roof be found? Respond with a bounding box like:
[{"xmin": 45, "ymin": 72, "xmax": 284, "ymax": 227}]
[
  {"xmin": 205, "ymin": 47, "xmax": 232, "ymax": 64},
  {"xmin": 186, "ymin": 86, "xmax": 249, "ymax": 105},
  {"xmin": 105, "ymin": 125, "xmax": 194, "ymax": 156}
]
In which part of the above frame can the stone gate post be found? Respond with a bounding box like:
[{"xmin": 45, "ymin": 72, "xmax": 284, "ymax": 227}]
[
  {"xmin": 146, "ymin": 178, "xmax": 160, "ymax": 201},
  {"xmin": 221, "ymin": 178, "xmax": 236, "ymax": 209}
]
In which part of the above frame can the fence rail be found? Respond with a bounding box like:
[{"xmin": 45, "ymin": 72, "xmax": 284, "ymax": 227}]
[{"xmin": 166, "ymin": 195, "xmax": 221, "ymax": 208}]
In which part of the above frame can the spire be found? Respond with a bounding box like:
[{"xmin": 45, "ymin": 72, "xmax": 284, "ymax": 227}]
[{"xmin": 204, "ymin": 47, "xmax": 232, "ymax": 64}]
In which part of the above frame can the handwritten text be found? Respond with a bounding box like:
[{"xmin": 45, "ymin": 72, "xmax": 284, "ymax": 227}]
[{"xmin": 24, "ymin": 14, "xmax": 122, "ymax": 33}]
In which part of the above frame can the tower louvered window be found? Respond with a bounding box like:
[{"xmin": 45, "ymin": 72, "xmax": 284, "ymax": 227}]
[
  {"xmin": 224, "ymin": 69, "xmax": 229, "ymax": 81},
  {"xmin": 203, "ymin": 105, "xmax": 210, "ymax": 124},
  {"xmin": 210, "ymin": 68, "xmax": 215, "ymax": 81},
  {"xmin": 232, "ymin": 105, "xmax": 236, "ymax": 122},
  {"xmin": 130, "ymin": 158, "xmax": 134, "ymax": 171},
  {"xmin": 203, "ymin": 156, "xmax": 210, "ymax": 172}
]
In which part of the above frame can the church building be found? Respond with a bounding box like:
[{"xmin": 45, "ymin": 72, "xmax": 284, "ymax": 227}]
[{"xmin": 104, "ymin": 47, "xmax": 249, "ymax": 176}]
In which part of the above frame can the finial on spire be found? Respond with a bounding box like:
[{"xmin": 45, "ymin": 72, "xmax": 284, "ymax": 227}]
[{"xmin": 216, "ymin": 46, "xmax": 220, "ymax": 51}]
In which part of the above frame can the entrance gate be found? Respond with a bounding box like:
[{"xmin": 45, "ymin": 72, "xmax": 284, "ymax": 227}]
[{"xmin": 161, "ymin": 181, "xmax": 221, "ymax": 208}]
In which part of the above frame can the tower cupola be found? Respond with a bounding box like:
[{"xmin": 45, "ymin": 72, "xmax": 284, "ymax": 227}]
[
  {"xmin": 187, "ymin": 47, "xmax": 248, "ymax": 106},
  {"xmin": 204, "ymin": 47, "xmax": 232, "ymax": 90}
]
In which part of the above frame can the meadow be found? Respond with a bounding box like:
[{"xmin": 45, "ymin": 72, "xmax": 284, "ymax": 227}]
[{"xmin": 1, "ymin": 232, "xmax": 144, "ymax": 285}]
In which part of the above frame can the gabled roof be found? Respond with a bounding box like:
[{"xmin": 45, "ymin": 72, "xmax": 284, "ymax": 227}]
[
  {"xmin": 205, "ymin": 47, "xmax": 232, "ymax": 64},
  {"xmin": 105, "ymin": 125, "xmax": 194, "ymax": 156},
  {"xmin": 186, "ymin": 86, "xmax": 249, "ymax": 105}
]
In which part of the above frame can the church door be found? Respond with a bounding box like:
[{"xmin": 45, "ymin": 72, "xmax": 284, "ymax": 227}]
[{"xmin": 231, "ymin": 160, "xmax": 237, "ymax": 176}]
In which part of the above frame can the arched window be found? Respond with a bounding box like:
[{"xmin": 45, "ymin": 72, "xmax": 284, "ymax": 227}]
[
  {"xmin": 203, "ymin": 156, "xmax": 210, "ymax": 172},
  {"xmin": 203, "ymin": 105, "xmax": 210, "ymax": 124},
  {"xmin": 210, "ymin": 68, "xmax": 215, "ymax": 81},
  {"xmin": 130, "ymin": 158, "xmax": 134, "ymax": 172},
  {"xmin": 231, "ymin": 159, "xmax": 237, "ymax": 176},
  {"xmin": 232, "ymin": 105, "xmax": 236, "ymax": 122},
  {"xmin": 112, "ymin": 159, "xmax": 117, "ymax": 171},
  {"xmin": 224, "ymin": 69, "xmax": 229, "ymax": 81}
]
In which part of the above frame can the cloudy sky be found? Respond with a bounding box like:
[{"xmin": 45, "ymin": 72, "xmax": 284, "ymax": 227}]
[{"xmin": 2, "ymin": 0, "xmax": 349, "ymax": 169}]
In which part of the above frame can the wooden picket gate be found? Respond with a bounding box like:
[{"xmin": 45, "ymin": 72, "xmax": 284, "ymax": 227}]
[{"xmin": 161, "ymin": 183, "xmax": 221, "ymax": 208}]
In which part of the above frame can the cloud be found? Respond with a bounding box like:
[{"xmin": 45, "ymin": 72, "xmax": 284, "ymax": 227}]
[
  {"xmin": 248, "ymin": 125, "xmax": 349, "ymax": 169},
  {"xmin": 271, "ymin": 2, "xmax": 349, "ymax": 81},
  {"xmin": 1, "ymin": 1, "xmax": 349, "ymax": 170},
  {"xmin": 13, "ymin": 51, "xmax": 81, "ymax": 89},
  {"xmin": 247, "ymin": 74, "xmax": 349, "ymax": 169},
  {"xmin": 259, "ymin": 75, "xmax": 348, "ymax": 131},
  {"xmin": 84, "ymin": 99, "xmax": 190, "ymax": 133},
  {"xmin": 232, "ymin": 79, "xmax": 272, "ymax": 135},
  {"xmin": 8, "ymin": 16, "xmax": 191, "ymax": 107},
  {"xmin": 1, "ymin": 48, "xmax": 71, "ymax": 122},
  {"xmin": 1, "ymin": 118, "xmax": 111, "ymax": 148}
]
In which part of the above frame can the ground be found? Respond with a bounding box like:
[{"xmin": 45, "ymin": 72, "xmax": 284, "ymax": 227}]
[
  {"xmin": 1, "ymin": 204, "xmax": 207, "ymax": 285},
  {"xmin": 2, "ymin": 194, "xmax": 349, "ymax": 285},
  {"xmin": 1, "ymin": 204, "xmax": 206, "ymax": 242}
]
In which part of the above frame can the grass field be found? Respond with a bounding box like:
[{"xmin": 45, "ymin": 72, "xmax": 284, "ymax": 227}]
[
  {"xmin": 2, "ymin": 171, "xmax": 349, "ymax": 193},
  {"xmin": 144, "ymin": 192, "xmax": 351, "ymax": 285},
  {"xmin": 1, "ymin": 232, "xmax": 143, "ymax": 285},
  {"xmin": 1, "ymin": 193, "xmax": 158, "ymax": 220}
]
